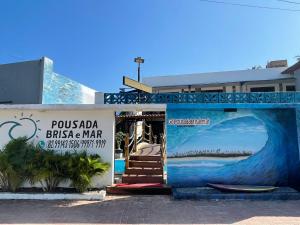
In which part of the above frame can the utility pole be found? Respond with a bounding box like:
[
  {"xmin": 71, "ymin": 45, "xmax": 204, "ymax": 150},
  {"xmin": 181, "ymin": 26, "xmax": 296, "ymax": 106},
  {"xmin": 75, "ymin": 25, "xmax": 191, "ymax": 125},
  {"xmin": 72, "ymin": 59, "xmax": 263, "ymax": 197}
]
[{"xmin": 134, "ymin": 57, "xmax": 144, "ymax": 82}]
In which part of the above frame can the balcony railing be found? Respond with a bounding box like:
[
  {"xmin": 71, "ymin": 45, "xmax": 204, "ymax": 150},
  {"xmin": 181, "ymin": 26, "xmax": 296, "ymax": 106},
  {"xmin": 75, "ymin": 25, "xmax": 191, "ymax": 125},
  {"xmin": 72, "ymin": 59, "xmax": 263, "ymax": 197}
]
[{"xmin": 104, "ymin": 92, "xmax": 300, "ymax": 104}]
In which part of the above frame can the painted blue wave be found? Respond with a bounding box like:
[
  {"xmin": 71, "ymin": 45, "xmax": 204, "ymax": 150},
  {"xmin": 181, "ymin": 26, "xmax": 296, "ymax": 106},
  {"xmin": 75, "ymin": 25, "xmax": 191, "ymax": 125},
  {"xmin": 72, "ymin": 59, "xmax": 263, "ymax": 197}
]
[
  {"xmin": 170, "ymin": 116, "xmax": 267, "ymax": 156},
  {"xmin": 168, "ymin": 109, "xmax": 290, "ymax": 187}
]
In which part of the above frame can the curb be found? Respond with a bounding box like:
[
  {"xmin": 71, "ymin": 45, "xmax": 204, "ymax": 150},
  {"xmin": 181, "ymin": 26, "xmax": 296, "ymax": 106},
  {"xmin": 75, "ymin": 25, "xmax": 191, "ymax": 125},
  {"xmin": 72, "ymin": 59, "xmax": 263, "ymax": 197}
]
[{"xmin": 0, "ymin": 190, "xmax": 106, "ymax": 200}]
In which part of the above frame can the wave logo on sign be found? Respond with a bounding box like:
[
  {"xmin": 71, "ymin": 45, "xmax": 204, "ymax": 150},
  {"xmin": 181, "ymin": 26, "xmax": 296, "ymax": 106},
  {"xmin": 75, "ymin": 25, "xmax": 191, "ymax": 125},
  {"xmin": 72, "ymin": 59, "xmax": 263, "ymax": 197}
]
[{"xmin": 0, "ymin": 112, "xmax": 41, "ymax": 141}]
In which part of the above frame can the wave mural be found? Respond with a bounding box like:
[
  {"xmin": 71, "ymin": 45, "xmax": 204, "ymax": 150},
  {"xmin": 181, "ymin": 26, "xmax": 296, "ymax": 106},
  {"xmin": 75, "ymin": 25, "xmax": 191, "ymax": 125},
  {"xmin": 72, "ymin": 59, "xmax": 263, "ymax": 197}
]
[
  {"xmin": 167, "ymin": 108, "xmax": 297, "ymax": 187},
  {"xmin": 170, "ymin": 116, "xmax": 268, "ymax": 159},
  {"xmin": 42, "ymin": 58, "xmax": 95, "ymax": 104}
]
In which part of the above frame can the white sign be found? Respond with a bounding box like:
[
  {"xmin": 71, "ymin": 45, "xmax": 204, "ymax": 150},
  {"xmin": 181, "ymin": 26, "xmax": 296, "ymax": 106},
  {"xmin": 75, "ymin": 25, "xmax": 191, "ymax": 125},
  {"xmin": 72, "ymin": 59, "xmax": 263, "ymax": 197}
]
[
  {"xmin": 0, "ymin": 109, "xmax": 115, "ymax": 187},
  {"xmin": 168, "ymin": 118, "xmax": 210, "ymax": 126}
]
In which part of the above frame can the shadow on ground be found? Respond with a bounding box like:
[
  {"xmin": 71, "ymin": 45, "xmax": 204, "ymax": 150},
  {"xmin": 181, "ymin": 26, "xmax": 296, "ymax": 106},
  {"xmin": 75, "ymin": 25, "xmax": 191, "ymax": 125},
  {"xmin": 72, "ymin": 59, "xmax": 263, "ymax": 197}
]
[{"xmin": 1, "ymin": 195, "xmax": 300, "ymax": 224}]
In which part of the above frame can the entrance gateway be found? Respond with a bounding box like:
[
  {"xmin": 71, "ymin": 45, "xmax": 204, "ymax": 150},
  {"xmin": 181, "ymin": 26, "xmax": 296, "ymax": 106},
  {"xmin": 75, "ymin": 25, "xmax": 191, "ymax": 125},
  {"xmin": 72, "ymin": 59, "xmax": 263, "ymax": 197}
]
[{"xmin": 109, "ymin": 111, "xmax": 169, "ymax": 194}]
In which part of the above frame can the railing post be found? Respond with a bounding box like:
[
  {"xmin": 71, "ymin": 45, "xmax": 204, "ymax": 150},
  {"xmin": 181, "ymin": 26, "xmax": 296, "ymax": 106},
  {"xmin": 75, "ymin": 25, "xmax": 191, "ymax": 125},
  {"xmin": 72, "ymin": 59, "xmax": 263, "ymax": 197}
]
[
  {"xmin": 134, "ymin": 123, "xmax": 137, "ymax": 152},
  {"xmin": 142, "ymin": 120, "xmax": 145, "ymax": 142},
  {"xmin": 160, "ymin": 134, "xmax": 166, "ymax": 166},
  {"xmin": 154, "ymin": 135, "xmax": 157, "ymax": 144},
  {"xmin": 124, "ymin": 133, "xmax": 129, "ymax": 170},
  {"xmin": 149, "ymin": 124, "xmax": 153, "ymax": 144}
]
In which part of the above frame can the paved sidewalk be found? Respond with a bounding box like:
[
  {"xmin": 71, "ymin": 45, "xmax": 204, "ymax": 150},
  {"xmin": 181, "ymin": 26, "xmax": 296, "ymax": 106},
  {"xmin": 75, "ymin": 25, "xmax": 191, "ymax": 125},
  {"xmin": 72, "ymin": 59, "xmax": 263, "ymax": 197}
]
[{"xmin": 0, "ymin": 195, "xmax": 300, "ymax": 224}]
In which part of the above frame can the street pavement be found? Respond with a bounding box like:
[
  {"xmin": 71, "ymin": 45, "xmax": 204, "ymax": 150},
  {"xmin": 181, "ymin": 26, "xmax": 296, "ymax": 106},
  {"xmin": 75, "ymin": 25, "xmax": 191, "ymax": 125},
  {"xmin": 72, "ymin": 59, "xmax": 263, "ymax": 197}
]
[{"xmin": 0, "ymin": 195, "xmax": 300, "ymax": 225}]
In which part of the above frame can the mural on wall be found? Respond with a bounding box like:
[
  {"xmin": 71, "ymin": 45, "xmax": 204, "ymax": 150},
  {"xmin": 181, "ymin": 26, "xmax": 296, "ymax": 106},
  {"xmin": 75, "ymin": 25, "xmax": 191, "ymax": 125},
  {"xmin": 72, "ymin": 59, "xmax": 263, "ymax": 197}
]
[
  {"xmin": 167, "ymin": 106, "xmax": 299, "ymax": 187},
  {"xmin": 42, "ymin": 58, "xmax": 95, "ymax": 104}
]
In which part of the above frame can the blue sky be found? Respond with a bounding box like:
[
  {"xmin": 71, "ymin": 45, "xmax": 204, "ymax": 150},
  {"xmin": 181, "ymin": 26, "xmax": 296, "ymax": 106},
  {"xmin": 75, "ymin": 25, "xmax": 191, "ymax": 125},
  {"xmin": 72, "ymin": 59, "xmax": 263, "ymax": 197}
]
[{"xmin": 0, "ymin": 0, "xmax": 299, "ymax": 92}]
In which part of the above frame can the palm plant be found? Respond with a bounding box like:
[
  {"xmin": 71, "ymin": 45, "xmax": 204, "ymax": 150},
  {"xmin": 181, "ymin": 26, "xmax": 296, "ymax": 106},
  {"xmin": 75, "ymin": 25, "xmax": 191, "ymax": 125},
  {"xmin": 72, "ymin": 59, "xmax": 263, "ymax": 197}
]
[
  {"xmin": 27, "ymin": 150, "xmax": 71, "ymax": 192},
  {"xmin": 0, "ymin": 151, "xmax": 21, "ymax": 192},
  {"xmin": 0, "ymin": 137, "xmax": 31, "ymax": 192},
  {"xmin": 0, "ymin": 138, "xmax": 110, "ymax": 193},
  {"xmin": 68, "ymin": 151, "xmax": 110, "ymax": 193}
]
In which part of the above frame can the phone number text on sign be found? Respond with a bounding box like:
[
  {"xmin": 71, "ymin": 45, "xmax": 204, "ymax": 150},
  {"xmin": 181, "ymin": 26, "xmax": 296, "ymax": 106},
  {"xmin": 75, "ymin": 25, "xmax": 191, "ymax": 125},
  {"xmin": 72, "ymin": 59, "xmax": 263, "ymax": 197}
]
[{"xmin": 46, "ymin": 139, "xmax": 106, "ymax": 149}]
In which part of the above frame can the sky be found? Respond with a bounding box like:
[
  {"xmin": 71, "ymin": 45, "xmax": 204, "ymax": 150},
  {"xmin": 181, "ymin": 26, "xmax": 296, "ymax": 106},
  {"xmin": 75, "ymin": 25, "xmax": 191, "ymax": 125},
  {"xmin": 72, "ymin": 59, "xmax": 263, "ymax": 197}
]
[{"xmin": 0, "ymin": 0, "xmax": 300, "ymax": 92}]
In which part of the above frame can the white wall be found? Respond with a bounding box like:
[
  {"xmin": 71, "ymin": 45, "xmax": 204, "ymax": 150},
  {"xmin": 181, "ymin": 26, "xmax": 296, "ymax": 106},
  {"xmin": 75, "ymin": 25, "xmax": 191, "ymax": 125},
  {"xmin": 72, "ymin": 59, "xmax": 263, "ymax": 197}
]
[
  {"xmin": 95, "ymin": 92, "xmax": 104, "ymax": 104},
  {"xmin": 200, "ymin": 86, "xmax": 223, "ymax": 91},
  {"xmin": 0, "ymin": 108, "xmax": 115, "ymax": 188},
  {"xmin": 295, "ymin": 69, "xmax": 300, "ymax": 91},
  {"xmin": 225, "ymin": 86, "xmax": 233, "ymax": 92}
]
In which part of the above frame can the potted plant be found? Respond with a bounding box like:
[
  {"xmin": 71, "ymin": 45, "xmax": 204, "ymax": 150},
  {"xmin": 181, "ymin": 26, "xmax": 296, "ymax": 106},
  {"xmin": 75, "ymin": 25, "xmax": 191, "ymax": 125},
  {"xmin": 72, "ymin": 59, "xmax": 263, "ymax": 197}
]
[{"xmin": 115, "ymin": 131, "xmax": 126, "ymax": 159}]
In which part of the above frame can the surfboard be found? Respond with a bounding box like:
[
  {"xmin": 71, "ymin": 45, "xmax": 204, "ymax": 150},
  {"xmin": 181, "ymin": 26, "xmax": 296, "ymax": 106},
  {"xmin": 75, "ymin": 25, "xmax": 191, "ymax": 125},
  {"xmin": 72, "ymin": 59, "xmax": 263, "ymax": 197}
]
[{"xmin": 207, "ymin": 183, "xmax": 278, "ymax": 193}]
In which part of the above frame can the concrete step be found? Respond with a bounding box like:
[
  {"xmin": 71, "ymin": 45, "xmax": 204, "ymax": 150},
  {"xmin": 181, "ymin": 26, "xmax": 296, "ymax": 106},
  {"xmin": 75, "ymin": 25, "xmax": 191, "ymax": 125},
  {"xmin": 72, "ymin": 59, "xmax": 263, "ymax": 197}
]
[
  {"xmin": 129, "ymin": 160, "xmax": 162, "ymax": 168},
  {"xmin": 130, "ymin": 155, "xmax": 161, "ymax": 161},
  {"xmin": 106, "ymin": 184, "xmax": 172, "ymax": 195},
  {"xmin": 125, "ymin": 167, "xmax": 163, "ymax": 175},
  {"xmin": 122, "ymin": 174, "xmax": 164, "ymax": 184}
]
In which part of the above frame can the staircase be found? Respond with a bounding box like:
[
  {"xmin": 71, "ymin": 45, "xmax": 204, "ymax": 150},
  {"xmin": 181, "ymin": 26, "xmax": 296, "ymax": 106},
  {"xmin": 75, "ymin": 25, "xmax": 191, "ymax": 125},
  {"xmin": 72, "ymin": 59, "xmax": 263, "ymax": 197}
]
[
  {"xmin": 107, "ymin": 120, "xmax": 169, "ymax": 195},
  {"xmin": 122, "ymin": 121, "xmax": 166, "ymax": 185},
  {"xmin": 122, "ymin": 151, "xmax": 164, "ymax": 184}
]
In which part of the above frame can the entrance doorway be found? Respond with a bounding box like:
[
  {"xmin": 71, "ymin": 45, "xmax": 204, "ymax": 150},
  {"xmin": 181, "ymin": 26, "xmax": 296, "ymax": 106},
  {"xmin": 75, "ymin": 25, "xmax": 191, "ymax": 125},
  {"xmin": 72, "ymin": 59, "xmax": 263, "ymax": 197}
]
[{"xmin": 112, "ymin": 111, "xmax": 167, "ymax": 192}]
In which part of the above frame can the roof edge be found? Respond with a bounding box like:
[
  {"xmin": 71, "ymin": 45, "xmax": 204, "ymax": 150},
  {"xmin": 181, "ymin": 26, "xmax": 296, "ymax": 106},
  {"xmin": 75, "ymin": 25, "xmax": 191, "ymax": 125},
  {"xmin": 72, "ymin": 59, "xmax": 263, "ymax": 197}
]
[
  {"xmin": 282, "ymin": 61, "xmax": 300, "ymax": 74},
  {"xmin": 143, "ymin": 67, "xmax": 287, "ymax": 81}
]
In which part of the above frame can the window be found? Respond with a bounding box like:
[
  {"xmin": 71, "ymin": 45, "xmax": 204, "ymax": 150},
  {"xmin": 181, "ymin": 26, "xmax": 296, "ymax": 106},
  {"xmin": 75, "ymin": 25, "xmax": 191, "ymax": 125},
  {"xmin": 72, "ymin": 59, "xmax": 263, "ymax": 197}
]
[
  {"xmin": 286, "ymin": 85, "xmax": 296, "ymax": 92},
  {"xmin": 232, "ymin": 86, "xmax": 236, "ymax": 93},
  {"xmin": 201, "ymin": 89, "xmax": 223, "ymax": 93},
  {"xmin": 250, "ymin": 87, "xmax": 275, "ymax": 92}
]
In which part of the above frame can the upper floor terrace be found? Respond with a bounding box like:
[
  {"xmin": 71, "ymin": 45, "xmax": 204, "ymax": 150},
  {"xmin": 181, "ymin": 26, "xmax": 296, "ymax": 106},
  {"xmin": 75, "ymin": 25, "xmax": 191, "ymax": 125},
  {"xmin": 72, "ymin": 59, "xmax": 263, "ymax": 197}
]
[{"xmin": 104, "ymin": 92, "xmax": 300, "ymax": 104}]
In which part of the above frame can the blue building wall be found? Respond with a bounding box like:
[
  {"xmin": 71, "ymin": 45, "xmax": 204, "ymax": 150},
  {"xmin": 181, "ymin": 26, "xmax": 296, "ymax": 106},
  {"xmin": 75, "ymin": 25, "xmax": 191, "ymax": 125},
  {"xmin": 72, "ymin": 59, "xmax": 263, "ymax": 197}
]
[{"xmin": 167, "ymin": 104, "xmax": 300, "ymax": 188}]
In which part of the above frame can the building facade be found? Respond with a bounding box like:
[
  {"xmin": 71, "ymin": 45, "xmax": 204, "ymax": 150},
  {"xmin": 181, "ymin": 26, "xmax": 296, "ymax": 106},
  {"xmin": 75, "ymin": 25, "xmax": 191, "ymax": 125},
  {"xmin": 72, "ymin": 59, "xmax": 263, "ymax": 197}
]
[
  {"xmin": 0, "ymin": 57, "xmax": 96, "ymax": 104},
  {"xmin": 143, "ymin": 60, "xmax": 298, "ymax": 93}
]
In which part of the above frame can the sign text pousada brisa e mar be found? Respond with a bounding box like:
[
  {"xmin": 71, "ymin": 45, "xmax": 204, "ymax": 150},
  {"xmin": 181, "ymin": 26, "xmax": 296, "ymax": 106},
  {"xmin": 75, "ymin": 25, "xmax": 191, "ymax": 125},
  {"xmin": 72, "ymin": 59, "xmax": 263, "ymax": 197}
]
[{"xmin": 45, "ymin": 119, "xmax": 106, "ymax": 149}]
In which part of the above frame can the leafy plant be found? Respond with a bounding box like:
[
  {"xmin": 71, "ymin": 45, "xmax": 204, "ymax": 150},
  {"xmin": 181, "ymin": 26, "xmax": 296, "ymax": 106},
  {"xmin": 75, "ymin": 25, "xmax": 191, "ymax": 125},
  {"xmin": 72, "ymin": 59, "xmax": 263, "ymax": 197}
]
[
  {"xmin": 27, "ymin": 150, "xmax": 71, "ymax": 192},
  {"xmin": 0, "ymin": 137, "xmax": 34, "ymax": 192},
  {"xmin": 115, "ymin": 131, "xmax": 126, "ymax": 149},
  {"xmin": 68, "ymin": 151, "xmax": 110, "ymax": 193},
  {"xmin": 0, "ymin": 151, "xmax": 21, "ymax": 192},
  {"xmin": 0, "ymin": 137, "xmax": 110, "ymax": 193}
]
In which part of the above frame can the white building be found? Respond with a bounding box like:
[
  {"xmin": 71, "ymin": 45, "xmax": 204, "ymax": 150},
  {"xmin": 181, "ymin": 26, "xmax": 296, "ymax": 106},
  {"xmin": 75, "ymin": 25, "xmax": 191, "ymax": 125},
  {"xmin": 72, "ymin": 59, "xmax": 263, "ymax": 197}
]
[{"xmin": 143, "ymin": 60, "xmax": 299, "ymax": 93}]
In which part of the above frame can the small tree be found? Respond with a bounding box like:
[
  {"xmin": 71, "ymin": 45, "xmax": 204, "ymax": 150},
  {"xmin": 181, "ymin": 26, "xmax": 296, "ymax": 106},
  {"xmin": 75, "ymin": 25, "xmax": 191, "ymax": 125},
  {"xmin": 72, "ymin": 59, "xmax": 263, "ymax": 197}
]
[
  {"xmin": 67, "ymin": 151, "xmax": 110, "ymax": 193},
  {"xmin": 115, "ymin": 131, "xmax": 126, "ymax": 150}
]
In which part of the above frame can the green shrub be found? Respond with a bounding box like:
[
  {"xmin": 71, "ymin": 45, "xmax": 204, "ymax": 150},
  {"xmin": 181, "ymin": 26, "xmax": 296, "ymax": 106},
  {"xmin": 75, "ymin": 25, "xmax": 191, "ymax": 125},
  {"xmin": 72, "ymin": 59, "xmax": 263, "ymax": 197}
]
[
  {"xmin": 0, "ymin": 137, "xmax": 37, "ymax": 192},
  {"xmin": 0, "ymin": 151, "xmax": 21, "ymax": 192},
  {"xmin": 68, "ymin": 151, "xmax": 110, "ymax": 193},
  {"xmin": 0, "ymin": 138, "xmax": 110, "ymax": 193},
  {"xmin": 27, "ymin": 150, "xmax": 72, "ymax": 192}
]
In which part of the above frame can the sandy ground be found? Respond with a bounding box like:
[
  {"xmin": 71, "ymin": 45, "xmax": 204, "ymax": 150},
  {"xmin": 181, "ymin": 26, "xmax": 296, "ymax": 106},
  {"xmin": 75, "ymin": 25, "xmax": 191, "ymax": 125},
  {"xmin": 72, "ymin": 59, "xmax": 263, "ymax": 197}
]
[{"xmin": 0, "ymin": 195, "xmax": 300, "ymax": 225}]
